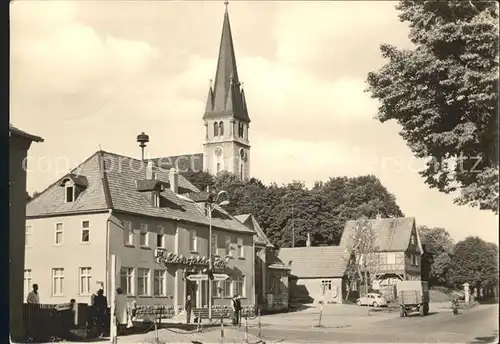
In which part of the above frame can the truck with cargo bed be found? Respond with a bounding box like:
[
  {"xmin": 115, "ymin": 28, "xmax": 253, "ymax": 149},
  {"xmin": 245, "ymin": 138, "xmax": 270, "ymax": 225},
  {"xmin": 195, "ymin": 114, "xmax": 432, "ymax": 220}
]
[{"xmin": 396, "ymin": 280, "xmax": 429, "ymax": 317}]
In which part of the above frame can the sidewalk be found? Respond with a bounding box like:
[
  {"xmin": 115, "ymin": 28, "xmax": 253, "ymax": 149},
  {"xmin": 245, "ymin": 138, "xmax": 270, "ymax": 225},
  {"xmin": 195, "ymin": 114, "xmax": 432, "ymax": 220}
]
[{"xmin": 101, "ymin": 327, "xmax": 261, "ymax": 344}]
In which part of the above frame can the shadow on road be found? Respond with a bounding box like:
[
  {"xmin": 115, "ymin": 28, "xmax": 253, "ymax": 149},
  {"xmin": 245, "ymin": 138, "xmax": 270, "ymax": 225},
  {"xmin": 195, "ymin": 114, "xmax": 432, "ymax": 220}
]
[
  {"xmin": 468, "ymin": 330, "xmax": 498, "ymax": 343},
  {"xmin": 404, "ymin": 311, "xmax": 439, "ymax": 317}
]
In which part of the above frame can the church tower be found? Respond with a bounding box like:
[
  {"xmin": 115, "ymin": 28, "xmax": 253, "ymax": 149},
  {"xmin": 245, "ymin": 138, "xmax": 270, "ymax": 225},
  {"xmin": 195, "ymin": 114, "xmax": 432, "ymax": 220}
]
[{"xmin": 203, "ymin": 3, "xmax": 251, "ymax": 181}]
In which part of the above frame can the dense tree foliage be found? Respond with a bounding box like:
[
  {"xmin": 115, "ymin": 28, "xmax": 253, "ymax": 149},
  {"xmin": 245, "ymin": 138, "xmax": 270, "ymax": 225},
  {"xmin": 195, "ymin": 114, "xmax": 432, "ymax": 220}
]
[
  {"xmin": 180, "ymin": 171, "xmax": 214, "ymax": 192},
  {"xmin": 418, "ymin": 225, "xmax": 455, "ymax": 286},
  {"xmin": 449, "ymin": 236, "xmax": 499, "ymax": 290},
  {"xmin": 367, "ymin": 1, "xmax": 499, "ymax": 213},
  {"xmin": 182, "ymin": 171, "xmax": 404, "ymax": 248}
]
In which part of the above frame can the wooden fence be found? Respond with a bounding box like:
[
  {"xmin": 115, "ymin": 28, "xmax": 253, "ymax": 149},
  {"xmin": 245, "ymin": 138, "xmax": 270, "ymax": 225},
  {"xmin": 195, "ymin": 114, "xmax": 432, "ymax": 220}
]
[{"xmin": 23, "ymin": 303, "xmax": 92, "ymax": 341}]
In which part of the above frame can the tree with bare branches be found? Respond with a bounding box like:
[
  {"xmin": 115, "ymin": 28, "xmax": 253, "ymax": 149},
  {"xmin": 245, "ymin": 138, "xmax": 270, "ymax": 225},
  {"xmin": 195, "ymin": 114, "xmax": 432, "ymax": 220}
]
[{"xmin": 343, "ymin": 217, "xmax": 381, "ymax": 314}]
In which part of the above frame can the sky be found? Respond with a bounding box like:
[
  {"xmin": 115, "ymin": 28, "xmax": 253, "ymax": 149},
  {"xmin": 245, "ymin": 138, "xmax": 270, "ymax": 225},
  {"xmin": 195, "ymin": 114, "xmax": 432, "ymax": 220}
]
[{"xmin": 10, "ymin": 0, "xmax": 499, "ymax": 244}]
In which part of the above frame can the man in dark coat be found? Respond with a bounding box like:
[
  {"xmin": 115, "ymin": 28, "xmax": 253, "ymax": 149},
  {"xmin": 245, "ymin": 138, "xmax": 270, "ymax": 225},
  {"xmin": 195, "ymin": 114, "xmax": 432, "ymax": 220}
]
[{"xmin": 185, "ymin": 295, "xmax": 192, "ymax": 324}]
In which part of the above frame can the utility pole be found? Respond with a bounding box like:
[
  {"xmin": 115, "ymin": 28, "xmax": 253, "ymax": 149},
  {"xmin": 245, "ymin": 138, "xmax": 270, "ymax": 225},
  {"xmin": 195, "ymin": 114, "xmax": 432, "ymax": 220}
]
[
  {"xmin": 208, "ymin": 202, "xmax": 213, "ymax": 322},
  {"xmin": 292, "ymin": 204, "xmax": 295, "ymax": 248}
]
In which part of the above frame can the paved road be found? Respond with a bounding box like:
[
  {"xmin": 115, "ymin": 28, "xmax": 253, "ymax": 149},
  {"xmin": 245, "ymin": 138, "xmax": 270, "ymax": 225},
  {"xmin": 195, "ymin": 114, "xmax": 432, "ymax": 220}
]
[{"xmin": 250, "ymin": 304, "xmax": 499, "ymax": 343}]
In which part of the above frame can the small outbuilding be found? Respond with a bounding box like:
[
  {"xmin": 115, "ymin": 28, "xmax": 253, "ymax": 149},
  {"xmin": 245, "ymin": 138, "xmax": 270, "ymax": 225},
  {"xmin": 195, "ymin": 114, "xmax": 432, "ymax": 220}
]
[{"xmin": 278, "ymin": 245, "xmax": 351, "ymax": 305}]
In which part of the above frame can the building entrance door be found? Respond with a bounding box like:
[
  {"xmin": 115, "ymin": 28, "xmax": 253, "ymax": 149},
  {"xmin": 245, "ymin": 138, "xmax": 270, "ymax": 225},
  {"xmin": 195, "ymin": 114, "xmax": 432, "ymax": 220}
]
[
  {"xmin": 200, "ymin": 281, "xmax": 207, "ymax": 308},
  {"xmin": 187, "ymin": 280, "xmax": 197, "ymax": 307}
]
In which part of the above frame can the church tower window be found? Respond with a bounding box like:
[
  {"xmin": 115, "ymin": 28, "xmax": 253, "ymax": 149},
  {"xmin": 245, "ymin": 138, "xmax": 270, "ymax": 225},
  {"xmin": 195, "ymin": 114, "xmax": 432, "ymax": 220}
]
[
  {"xmin": 217, "ymin": 163, "xmax": 221, "ymax": 173},
  {"xmin": 219, "ymin": 121, "xmax": 224, "ymax": 136},
  {"xmin": 240, "ymin": 164, "xmax": 244, "ymax": 180},
  {"xmin": 238, "ymin": 123, "xmax": 244, "ymax": 138},
  {"xmin": 213, "ymin": 122, "xmax": 219, "ymax": 137}
]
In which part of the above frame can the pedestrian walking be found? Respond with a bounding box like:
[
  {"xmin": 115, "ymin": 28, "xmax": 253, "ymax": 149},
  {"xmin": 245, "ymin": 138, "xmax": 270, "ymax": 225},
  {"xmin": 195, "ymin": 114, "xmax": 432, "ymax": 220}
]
[
  {"xmin": 92, "ymin": 289, "xmax": 108, "ymax": 337},
  {"xmin": 236, "ymin": 295, "xmax": 242, "ymax": 327},
  {"xmin": 115, "ymin": 288, "xmax": 128, "ymax": 335},
  {"xmin": 26, "ymin": 284, "xmax": 40, "ymax": 340},
  {"xmin": 185, "ymin": 295, "xmax": 192, "ymax": 324},
  {"xmin": 27, "ymin": 284, "xmax": 40, "ymax": 304},
  {"xmin": 232, "ymin": 295, "xmax": 241, "ymax": 326}
]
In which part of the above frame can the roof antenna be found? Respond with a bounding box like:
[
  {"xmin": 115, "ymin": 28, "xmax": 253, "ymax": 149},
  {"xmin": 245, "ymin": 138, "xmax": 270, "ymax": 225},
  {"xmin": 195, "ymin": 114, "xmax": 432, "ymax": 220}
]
[{"xmin": 136, "ymin": 132, "xmax": 150, "ymax": 162}]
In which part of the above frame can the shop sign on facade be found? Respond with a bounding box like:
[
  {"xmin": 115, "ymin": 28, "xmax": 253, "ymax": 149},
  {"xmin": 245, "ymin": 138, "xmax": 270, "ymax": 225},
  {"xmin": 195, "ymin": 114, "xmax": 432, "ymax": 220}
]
[
  {"xmin": 155, "ymin": 248, "xmax": 228, "ymax": 269},
  {"xmin": 186, "ymin": 274, "xmax": 208, "ymax": 281},
  {"xmin": 213, "ymin": 274, "xmax": 229, "ymax": 281}
]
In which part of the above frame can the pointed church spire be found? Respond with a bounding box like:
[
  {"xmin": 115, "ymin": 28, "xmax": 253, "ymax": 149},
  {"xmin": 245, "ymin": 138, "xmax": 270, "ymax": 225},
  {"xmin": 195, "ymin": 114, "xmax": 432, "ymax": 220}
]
[
  {"xmin": 205, "ymin": 82, "xmax": 214, "ymax": 112},
  {"xmin": 213, "ymin": 2, "xmax": 239, "ymax": 110},
  {"xmin": 203, "ymin": 2, "xmax": 250, "ymax": 123}
]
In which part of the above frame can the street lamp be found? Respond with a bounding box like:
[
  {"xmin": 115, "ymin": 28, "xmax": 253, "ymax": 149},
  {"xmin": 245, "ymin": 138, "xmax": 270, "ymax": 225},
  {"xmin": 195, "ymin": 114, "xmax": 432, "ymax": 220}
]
[{"xmin": 207, "ymin": 190, "xmax": 229, "ymax": 322}]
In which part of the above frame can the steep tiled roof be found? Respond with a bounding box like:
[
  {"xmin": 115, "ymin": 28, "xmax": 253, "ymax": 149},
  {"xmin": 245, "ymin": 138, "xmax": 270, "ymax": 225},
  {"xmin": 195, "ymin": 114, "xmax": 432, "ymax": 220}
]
[
  {"xmin": 278, "ymin": 246, "xmax": 350, "ymax": 278},
  {"xmin": 339, "ymin": 217, "xmax": 417, "ymax": 252},
  {"xmin": 235, "ymin": 214, "xmax": 274, "ymax": 248},
  {"xmin": 10, "ymin": 124, "xmax": 44, "ymax": 142},
  {"xmin": 27, "ymin": 151, "xmax": 254, "ymax": 234},
  {"xmin": 27, "ymin": 153, "xmax": 109, "ymax": 216}
]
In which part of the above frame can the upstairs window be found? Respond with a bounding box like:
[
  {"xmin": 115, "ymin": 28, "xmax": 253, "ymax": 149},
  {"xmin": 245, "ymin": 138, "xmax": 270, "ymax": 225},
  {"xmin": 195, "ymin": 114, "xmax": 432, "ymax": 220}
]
[
  {"xmin": 139, "ymin": 224, "xmax": 149, "ymax": 246},
  {"xmin": 190, "ymin": 230, "xmax": 198, "ymax": 252},
  {"xmin": 81, "ymin": 221, "xmax": 90, "ymax": 243},
  {"xmin": 224, "ymin": 236, "xmax": 232, "ymax": 256},
  {"xmin": 156, "ymin": 226, "xmax": 165, "ymax": 248},
  {"xmin": 213, "ymin": 122, "xmax": 219, "ymax": 137},
  {"xmin": 123, "ymin": 221, "xmax": 134, "ymax": 245},
  {"xmin": 237, "ymin": 237, "xmax": 244, "ymax": 258},
  {"xmin": 55, "ymin": 223, "xmax": 63, "ymax": 245}
]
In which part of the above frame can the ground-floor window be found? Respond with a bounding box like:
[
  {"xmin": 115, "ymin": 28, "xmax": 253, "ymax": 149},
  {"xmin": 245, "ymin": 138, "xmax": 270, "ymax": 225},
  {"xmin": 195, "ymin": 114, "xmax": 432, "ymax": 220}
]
[
  {"xmin": 79, "ymin": 267, "xmax": 92, "ymax": 296},
  {"xmin": 120, "ymin": 267, "xmax": 134, "ymax": 295},
  {"xmin": 154, "ymin": 270, "xmax": 166, "ymax": 296},
  {"xmin": 212, "ymin": 281, "xmax": 221, "ymax": 297},
  {"xmin": 321, "ymin": 280, "xmax": 332, "ymax": 292},
  {"xmin": 234, "ymin": 276, "xmax": 246, "ymax": 297},
  {"xmin": 52, "ymin": 268, "xmax": 64, "ymax": 296},
  {"xmin": 222, "ymin": 278, "xmax": 232, "ymax": 297},
  {"xmin": 24, "ymin": 269, "xmax": 32, "ymax": 296},
  {"xmin": 138, "ymin": 268, "xmax": 151, "ymax": 296}
]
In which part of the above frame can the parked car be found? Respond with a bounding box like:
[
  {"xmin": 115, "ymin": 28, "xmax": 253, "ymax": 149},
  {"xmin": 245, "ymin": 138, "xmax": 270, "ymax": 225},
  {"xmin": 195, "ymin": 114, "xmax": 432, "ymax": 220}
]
[{"xmin": 356, "ymin": 293, "xmax": 388, "ymax": 307}]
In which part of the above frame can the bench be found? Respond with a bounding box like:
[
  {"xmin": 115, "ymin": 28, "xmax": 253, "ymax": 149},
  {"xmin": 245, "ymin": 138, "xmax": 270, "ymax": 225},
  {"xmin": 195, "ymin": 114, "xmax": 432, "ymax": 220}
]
[{"xmin": 192, "ymin": 308, "xmax": 232, "ymax": 322}]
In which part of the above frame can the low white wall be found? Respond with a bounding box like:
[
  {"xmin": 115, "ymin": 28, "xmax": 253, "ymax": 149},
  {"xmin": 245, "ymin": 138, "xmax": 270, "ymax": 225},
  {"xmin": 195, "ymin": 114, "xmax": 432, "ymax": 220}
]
[{"xmin": 296, "ymin": 278, "xmax": 343, "ymax": 304}]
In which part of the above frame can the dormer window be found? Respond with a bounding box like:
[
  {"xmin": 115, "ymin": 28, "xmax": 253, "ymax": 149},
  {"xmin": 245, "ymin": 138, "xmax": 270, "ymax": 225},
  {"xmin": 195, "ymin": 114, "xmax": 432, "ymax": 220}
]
[
  {"xmin": 59, "ymin": 174, "xmax": 88, "ymax": 203},
  {"xmin": 136, "ymin": 179, "xmax": 166, "ymax": 208},
  {"xmin": 65, "ymin": 183, "xmax": 74, "ymax": 203},
  {"xmin": 152, "ymin": 190, "xmax": 161, "ymax": 208}
]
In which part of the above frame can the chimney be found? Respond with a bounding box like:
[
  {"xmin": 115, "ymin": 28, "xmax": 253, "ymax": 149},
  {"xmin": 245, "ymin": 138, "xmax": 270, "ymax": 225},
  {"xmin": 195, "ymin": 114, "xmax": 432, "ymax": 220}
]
[
  {"xmin": 146, "ymin": 160, "xmax": 156, "ymax": 180},
  {"xmin": 306, "ymin": 232, "xmax": 311, "ymax": 247},
  {"xmin": 169, "ymin": 168, "xmax": 179, "ymax": 194}
]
